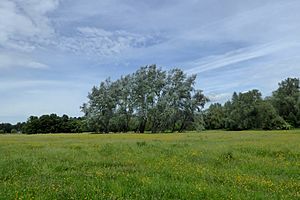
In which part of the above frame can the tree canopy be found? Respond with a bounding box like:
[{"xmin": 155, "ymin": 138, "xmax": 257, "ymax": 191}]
[
  {"xmin": 203, "ymin": 78, "xmax": 299, "ymax": 130},
  {"xmin": 22, "ymin": 114, "xmax": 87, "ymax": 134},
  {"xmin": 270, "ymin": 78, "xmax": 300, "ymax": 127},
  {"xmin": 82, "ymin": 65, "xmax": 208, "ymax": 133}
]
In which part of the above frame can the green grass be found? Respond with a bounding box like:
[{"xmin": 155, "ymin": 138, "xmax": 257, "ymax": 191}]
[{"xmin": 0, "ymin": 130, "xmax": 300, "ymax": 199}]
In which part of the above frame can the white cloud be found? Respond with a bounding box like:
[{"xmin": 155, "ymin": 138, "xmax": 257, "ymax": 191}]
[
  {"xmin": 55, "ymin": 27, "xmax": 160, "ymax": 57},
  {"xmin": 0, "ymin": 0, "xmax": 59, "ymax": 51},
  {"xmin": 185, "ymin": 40, "xmax": 299, "ymax": 74},
  {"xmin": 206, "ymin": 93, "xmax": 232, "ymax": 104},
  {"xmin": 0, "ymin": 52, "xmax": 48, "ymax": 69},
  {"xmin": 0, "ymin": 0, "xmax": 163, "ymax": 63},
  {"xmin": 177, "ymin": 1, "xmax": 300, "ymax": 43},
  {"xmin": 0, "ymin": 78, "xmax": 91, "ymax": 92},
  {"xmin": 25, "ymin": 62, "xmax": 49, "ymax": 69}
]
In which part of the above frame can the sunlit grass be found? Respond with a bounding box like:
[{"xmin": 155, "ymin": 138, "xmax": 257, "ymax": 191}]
[{"xmin": 0, "ymin": 130, "xmax": 299, "ymax": 199}]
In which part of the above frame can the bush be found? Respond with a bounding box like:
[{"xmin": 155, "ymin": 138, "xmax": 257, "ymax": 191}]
[{"xmin": 11, "ymin": 129, "xmax": 18, "ymax": 134}]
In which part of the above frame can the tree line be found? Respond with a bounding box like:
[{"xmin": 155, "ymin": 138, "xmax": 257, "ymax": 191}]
[
  {"xmin": 82, "ymin": 65, "xmax": 299, "ymax": 132},
  {"xmin": 1, "ymin": 65, "xmax": 299, "ymax": 134},
  {"xmin": 0, "ymin": 122, "xmax": 25, "ymax": 134},
  {"xmin": 0, "ymin": 114, "xmax": 89, "ymax": 134},
  {"xmin": 204, "ymin": 78, "xmax": 300, "ymax": 130}
]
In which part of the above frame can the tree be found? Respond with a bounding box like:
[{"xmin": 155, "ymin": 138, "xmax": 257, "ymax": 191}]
[
  {"xmin": 82, "ymin": 65, "xmax": 208, "ymax": 133},
  {"xmin": 159, "ymin": 69, "xmax": 207, "ymax": 132},
  {"xmin": 82, "ymin": 79, "xmax": 117, "ymax": 133},
  {"xmin": 22, "ymin": 114, "xmax": 84, "ymax": 134},
  {"xmin": 219, "ymin": 78, "xmax": 300, "ymax": 131},
  {"xmin": 225, "ymin": 90, "xmax": 262, "ymax": 130},
  {"xmin": 112, "ymin": 76, "xmax": 134, "ymax": 132},
  {"xmin": 204, "ymin": 103, "xmax": 225, "ymax": 129},
  {"xmin": 270, "ymin": 78, "xmax": 300, "ymax": 127},
  {"xmin": 0, "ymin": 123, "xmax": 13, "ymax": 133},
  {"xmin": 255, "ymin": 101, "xmax": 289, "ymax": 130},
  {"xmin": 23, "ymin": 116, "xmax": 39, "ymax": 134},
  {"xmin": 131, "ymin": 65, "xmax": 167, "ymax": 133},
  {"xmin": 224, "ymin": 89, "xmax": 288, "ymax": 130}
]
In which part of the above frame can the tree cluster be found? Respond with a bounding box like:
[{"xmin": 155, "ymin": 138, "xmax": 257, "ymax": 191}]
[
  {"xmin": 0, "ymin": 122, "xmax": 25, "ymax": 134},
  {"xmin": 82, "ymin": 65, "xmax": 208, "ymax": 133},
  {"xmin": 22, "ymin": 114, "xmax": 87, "ymax": 134},
  {"xmin": 204, "ymin": 78, "xmax": 300, "ymax": 130}
]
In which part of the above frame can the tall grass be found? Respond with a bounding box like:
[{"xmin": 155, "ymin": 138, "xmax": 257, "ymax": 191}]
[{"xmin": 0, "ymin": 130, "xmax": 299, "ymax": 199}]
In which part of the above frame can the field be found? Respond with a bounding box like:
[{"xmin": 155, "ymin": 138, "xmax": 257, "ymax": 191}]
[{"xmin": 0, "ymin": 130, "xmax": 299, "ymax": 199}]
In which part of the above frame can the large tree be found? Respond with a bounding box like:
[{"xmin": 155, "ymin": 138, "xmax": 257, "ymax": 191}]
[
  {"xmin": 82, "ymin": 79, "xmax": 117, "ymax": 133},
  {"xmin": 131, "ymin": 65, "xmax": 167, "ymax": 133},
  {"xmin": 159, "ymin": 69, "xmax": 208, "ymax": 132},
  {"xmin": 270, "ymin": 78, "xmax": 300, "ymax": 127},
  {"xmin": 110, "ymin": 76, "xmax": 134, "ymax": 132}
]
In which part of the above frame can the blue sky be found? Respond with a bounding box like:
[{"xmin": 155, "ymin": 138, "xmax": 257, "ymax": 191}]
[{"xmin": 1, "ymin": 0, "xmax": 300, "ymax": 123}]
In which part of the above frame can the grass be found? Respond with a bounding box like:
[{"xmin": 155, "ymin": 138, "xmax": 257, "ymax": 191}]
[{"xmin": 0, "ymin": 130, "xmax": 299, "ymax": 199}]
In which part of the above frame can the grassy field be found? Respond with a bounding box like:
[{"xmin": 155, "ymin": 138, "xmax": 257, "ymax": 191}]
[{"xmin": 0, "ymin": 130, "xmax": 299, "ymax": 199}]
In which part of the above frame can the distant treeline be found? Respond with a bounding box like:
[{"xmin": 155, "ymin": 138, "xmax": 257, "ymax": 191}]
[
  {"xmin": 204, "ymin": 80, "xmax": 300, "ymax": 130},
  {"xmin": 0, "ymin": 115, "xmax": 90, "ymax": 134},
  {"xmin": 1, "ymin": 65, "xmax": 299, "ymax": 134},
  {"xmin": 0, "ymin": 122, "xmax": 25, "ymax": 134}
]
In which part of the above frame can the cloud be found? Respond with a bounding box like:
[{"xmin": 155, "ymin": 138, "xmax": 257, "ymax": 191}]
[
  {"xmin": 0, "ymin": 52, "xmax": 48, "ymax": 70},
  {"xmin": 178, "ymin": 1, "xmax": 300, "ymax": 43},
  {"xmin": 26, "ymin": 62, "xmax": 49, "ymax": 69},
  {"xmin": 1, "ymin": 0, "xmax": 165, "ymax": 62},
  {"xmin": 0, "ymin": 0, "xmax": 59, "ymax": 51},
  {"xmin": 206, "ymin": 93, "xmax": 232, "ymax": 104},
  {"xmin": 0, "ymin": 80, "xmax": 57, "ymax": 91},
  {"xmin": 185, "ymin": 40, "xmax": 299, "ymax": 74},
  {"xmin": 0, "ymin": 78, "xmax": 92, "ymax": 92},
  {"xmin": 55, "ymin": 27, "xmax": 162, "ymax": 58}
]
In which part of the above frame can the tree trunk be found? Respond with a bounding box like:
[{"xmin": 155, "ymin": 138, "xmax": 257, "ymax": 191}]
[
  {"xmin": 139, "ymin": 119, "xmax": 147, "ymax": 133},
  {"xmin": 179, "ymin": 115, "xmax": 188, "ymax": 132}
]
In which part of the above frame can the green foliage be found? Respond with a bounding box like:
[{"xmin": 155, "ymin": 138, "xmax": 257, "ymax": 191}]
[
  {"xmin": 82, "ymin": 70, "xmax": 298, "ymax": 132},
  {"xmin": 0, "ymin": 123, "xmax": 14, "ymax": 133},
  {"xmin": 203, "ymin": 86, "xmax": 296, "ymax": 131},
  {"xmin": 270, "ymin": 78, "xmax": 300, "ymax": 127},
  {"xmin": 83, "ymin": 65, "xmax": 208, "ymax": 133},
  {"xmin": 0, "ymin": 122, "xmax": 25, "ymax": 134},
  {"xmin": 225, "ymin": 90, "xmax": 263, "ymax": 130},
  {"xmin": 22, "ymin": 114, "xmax": 86, "ymax": 134},
  {"xmin": 255, "ymin": 101, "xmax": 288, "ymax": 130},
  {"xmin": 0, "ymin": 131, "xmax": 299, "ymax": 199},
  {"xmin": 204, "ymin": 103, "xmax": 225, "ymax": 129},
  {"xmin": 82, "ymin": 79, "xmax": 117, "ymax": 133}
]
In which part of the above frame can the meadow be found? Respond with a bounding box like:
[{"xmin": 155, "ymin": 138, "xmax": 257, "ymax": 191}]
[{"xmin": 0, "ymin": 130, "xmax": 299, "ymax": 199}]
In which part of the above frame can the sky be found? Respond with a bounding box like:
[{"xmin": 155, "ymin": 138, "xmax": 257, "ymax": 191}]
[{"xmin": 1, "ymin": 0, "xmax": 300, "ymax": 123}]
